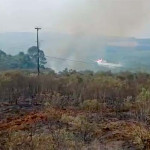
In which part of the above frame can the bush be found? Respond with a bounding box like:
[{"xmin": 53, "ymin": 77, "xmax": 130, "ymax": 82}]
[
  {"xmin": 80, "ymin": 99, "xmax": 104, "ymax": 112},
  {"xmin": 135, "ymin": 88, "xmax": 150, "ymax": 121}
]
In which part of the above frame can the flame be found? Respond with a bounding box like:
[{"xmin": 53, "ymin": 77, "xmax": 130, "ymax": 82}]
[
  {"xmin": 96, "ymin": 59, "xmax": 103, "ymax": 63},
  {"xmin": 96, "ymin": 58, "xmax": 122, "ymax": 68}
]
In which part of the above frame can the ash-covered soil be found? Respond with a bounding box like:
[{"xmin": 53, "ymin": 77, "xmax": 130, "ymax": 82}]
[{"xmin": 1, "ymin": 102, "xmax": 150, "ymax": 150}]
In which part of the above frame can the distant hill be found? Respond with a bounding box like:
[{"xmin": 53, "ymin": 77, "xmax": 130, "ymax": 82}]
[{"xmin": 0, "ymin": 32, "xmax": 150, "ymax": 72}]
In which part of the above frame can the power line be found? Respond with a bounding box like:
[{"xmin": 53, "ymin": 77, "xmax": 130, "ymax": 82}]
[
  {"xmin": 35, "ymin": 27, "xmax": 41, "ymax": 76},
  {"xmin": 45, "ymin": 56, "xmax": 93, "ymax": 64}
]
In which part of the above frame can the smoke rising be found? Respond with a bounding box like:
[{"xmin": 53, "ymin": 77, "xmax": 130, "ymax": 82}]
[
  {"xmin": 1, "ymin": 0, "xmax": 150, "ymax": 71},
  {"xmin": 0, "ymin": 0, "xmax": 150, "ymax": 37},
  {"xmin": 57, "ymin": 0, "xmax": 150, "ymax": 37},
  {"xmin": 42, "ymin": 0, "xmax": 150, "ymax": 71}
]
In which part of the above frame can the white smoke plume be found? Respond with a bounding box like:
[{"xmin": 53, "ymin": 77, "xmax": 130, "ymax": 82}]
[
  {"xmin": 46, "ymin": 0, "xmax": 150, "ymax": 37},
  {"xmin": 1, "ymin": 0, "xmax": 150, "ymax": 71},
  {"xmin": 0, "ymin": 0, "xmax": 150, "ymax": 37}
]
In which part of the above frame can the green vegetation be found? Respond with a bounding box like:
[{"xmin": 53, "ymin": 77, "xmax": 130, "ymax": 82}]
[{"xmin": 0, "ymin": 46, "xmax": 47, "ymax": 70}]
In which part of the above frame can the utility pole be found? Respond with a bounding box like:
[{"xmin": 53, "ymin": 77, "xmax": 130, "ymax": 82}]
[{"xmin": 35, "ymin": 27, "xmax": 41, "ymax": 76}]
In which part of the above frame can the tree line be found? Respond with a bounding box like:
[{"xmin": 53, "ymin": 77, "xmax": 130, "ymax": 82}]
[{"xmin": 0, "ymin": 46, "xmax": 47, "ymax": 70}]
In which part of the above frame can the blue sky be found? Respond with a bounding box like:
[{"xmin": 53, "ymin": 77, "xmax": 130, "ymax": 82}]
[{"xmin": 0, "ymin": 0, "xmax": 150, "ymax": 38}]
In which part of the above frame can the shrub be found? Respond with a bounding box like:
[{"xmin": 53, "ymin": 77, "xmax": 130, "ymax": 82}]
[
  {"xmin": 135, "ymin": 88, "xmax": 150, "ymax": 121},
  {"xmin": 4, "ymin": 131, "xmax": 31, "ymax": 150},
  {"xmin": 80, "ymin": 99, "xmax": 104, "ymax": 112}
]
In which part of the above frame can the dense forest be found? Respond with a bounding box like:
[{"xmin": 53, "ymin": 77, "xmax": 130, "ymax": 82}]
[{"xmin": 0, "ymin": 46, "xmax": 47, "ymax": 70}]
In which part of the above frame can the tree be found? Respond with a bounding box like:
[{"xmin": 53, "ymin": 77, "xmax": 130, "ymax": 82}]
[
  {"xmin": 27, "ymin": 46, "xmax": 47, "ymax": 68},
  {"xmin": 0, "ymin": 48, "xmax": 47, "ymax": 70},
  {"xmin": 0, "ymin": 50, "xmax": 7, "ymax": 57},
  {"xmin": 0, "ymin": 50, "xmax": 9, "ymax": 70},
  {"xmin": 15, "ymin": 52, "xmax": 36, "ymax": 69}
]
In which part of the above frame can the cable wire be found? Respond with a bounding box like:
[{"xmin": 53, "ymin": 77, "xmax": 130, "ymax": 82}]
[{"xmin": 45, "ymin": 56, "xmax": 93, "ymax": 64}]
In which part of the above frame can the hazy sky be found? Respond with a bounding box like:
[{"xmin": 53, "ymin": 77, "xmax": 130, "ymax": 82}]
[{"xmin": 0, "ymin": 0, "xmax": 150, "ymax": 38}]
